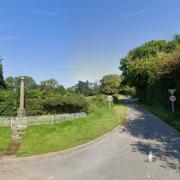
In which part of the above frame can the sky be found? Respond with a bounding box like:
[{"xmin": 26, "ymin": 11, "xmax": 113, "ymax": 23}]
[{"xmin": 0, "ymin": 0, "xmax": 180, "ymax": 87}]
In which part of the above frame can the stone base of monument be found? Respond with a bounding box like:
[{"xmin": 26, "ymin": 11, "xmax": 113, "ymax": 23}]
[
  {"xmin": 3, "ymin": 117, "xmax": 28, "ymax": 156},
  {"xmin": 17, "ymin": 108, "xmax": 26, "ymax": 118},
  {"xmin": 12, "ymin": 117, "xmax": 27, "ymax": 143}
]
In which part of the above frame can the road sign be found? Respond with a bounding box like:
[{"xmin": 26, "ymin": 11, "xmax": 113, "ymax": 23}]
[
  {"xmin": 169, "ymin": 96, "xmax": 176, "ymax": 102},
  {"xmin": 168, "ymin": 89, "xmax": 176, "ymax": 96},
  {"xmin": 107, "ymin": 95, "xmax": 113, "ymax": 102}
]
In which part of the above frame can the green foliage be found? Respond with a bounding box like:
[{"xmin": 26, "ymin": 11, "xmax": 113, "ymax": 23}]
[
  {"xmin": 144, "ymin": 105, "xmax": 180, "ymax": 132},
  {"xmin": 43, "ymin": 94, "xmax": 88, "ymax": 114},
  {"xmin": 123, "ymin": 40, "xmax": 168, "ymax": 63},
  {"xmin": 74, "ymin": 81, "xmax": 99, "ymax": 96},
  {"xmin": 54, "ymin": 85, "xmax": 66, "ymax": 95},
  {"xmin": 40, "ymin": 78, "xmax": 58, "ymax": 91},
  {"xmin": 5, "ymin": 76, "xmax": 15, "ymax": 91},
  {"xmin": 120, "ymin": 40, "xmax": 169, "ymax": 87},
  {"xmin": 112, "ymin": 94, "xmax": 119, "ymax": 103},
  {"xmin": 0, "ymin": 90, "xmax": 18, "ymax": 116},
  {"xmin": 125, "ymin": 57, "xmax": 159, "ymax": 89},
  {"xmin": 92, "ymin": 94, "xmax": 107, "ymax": 107},
  {"xmin": 25, "ymin": 90, "xmax": 45, "ymax": 116},
  {"xmin": 5, "ymin": 76, "xmax": 37, "ymax": 91},
  {"xmin": 100, "ymin": 74, "xmax": 122, "ymax": 95},
  {"xmin": 0, "ymin": 127, "xmax": 12, "ymax": 153},
  {"xmin": 120, "ymin": 35, "xmax": 180, "ymax": 112},
  {"xmin": 122, "ymin": 86, "xmax": 136, "ymax": 97},
  {"xmin": 0, "ymin": 88, "xmax": 88, "ymax": 116},
  {"xmin": 17, "ymin": 99, "xmax": 127, "ymax": 157},
  {"xmin": 0, "ymin": 58, "xmax": 5, "ymax": 89}
]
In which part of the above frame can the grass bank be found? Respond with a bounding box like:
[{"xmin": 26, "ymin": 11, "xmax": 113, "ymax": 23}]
[
  {"xmin": 17, "ymin": 99, "xmax": 127, "ymax": 157},
  {"xmin": 143, "ymin": 105, "xmax": 180, "ymax": 132},
  {"xmin": 0, "ymin": 127, "xmax": 12, "ymax": 154}
]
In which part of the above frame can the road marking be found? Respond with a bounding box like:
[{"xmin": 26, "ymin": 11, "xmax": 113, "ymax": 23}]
[{"xmin": 148, "ymin": 151, "xmax": 153, "ymax": 162}]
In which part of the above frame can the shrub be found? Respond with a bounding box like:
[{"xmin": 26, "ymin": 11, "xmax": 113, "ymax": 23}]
[
  {"xmin": 0, "ymin": 90, "xmax": 18, "ymax": 116},
  {"xmin": 43, "ymin": 94, "xmax": 88, "ymax": 114},
  {"xmin": 112, "ymin": 94, "xmax": 119, "ymax": 103}
]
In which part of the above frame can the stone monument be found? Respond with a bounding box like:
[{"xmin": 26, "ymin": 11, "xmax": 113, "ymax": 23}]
[
  {"xmin": 12, "ymin": 76, "xmax": 27, "ymax": 143},
  {"xmin": 17, "ymin": 76, "xmax": 25, "ymax": 118}
]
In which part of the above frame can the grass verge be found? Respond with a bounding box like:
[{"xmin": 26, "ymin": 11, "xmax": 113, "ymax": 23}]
[
  {"xmin": 0, "ymin": 127, "xmax": 12, "ymax": 154},
  {"xmin": 143, "ymin": 104, "xmax": 180, "ymax": 132},
  {"xmin": 17, "ymin": 99, "xmax": 127, "ymax": 157}
]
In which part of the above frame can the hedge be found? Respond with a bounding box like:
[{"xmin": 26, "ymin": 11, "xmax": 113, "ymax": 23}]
[{"xmin": 0, "ymin": 90, "xmax": 88, "ymax": 116}]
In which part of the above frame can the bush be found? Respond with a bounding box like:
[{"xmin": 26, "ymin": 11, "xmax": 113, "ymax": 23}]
[
  {"xmin": 112, "ymin": 94, "xmax": 119, "ymax": 103},
  {"xmin": 120, "ymin": 86, "xmax": 136, "ymax": 97},
  {"xmin": 0, "ymin": 89, "xmax": 89, "ymax": 116},
  {"xmin": 0, "ymin": 90, "xmax": 18, "ymax": 116},
  {"xmin": 92, "ymin": 94, "xmax": 107, "ymax": 107},
  {"xmin": 43, "ymin": 94, "xmax": 88, "ymax": 114}
]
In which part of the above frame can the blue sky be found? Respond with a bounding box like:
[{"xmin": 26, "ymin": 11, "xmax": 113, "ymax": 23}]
[{"xmin": 0, "ymin": 0, "xmax": 180, "ymax": 87}]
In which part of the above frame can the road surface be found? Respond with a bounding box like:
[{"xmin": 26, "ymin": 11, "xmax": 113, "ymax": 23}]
[{"xmin": 0, "ymin": 99, "xmax": 180, "ymax": 180}]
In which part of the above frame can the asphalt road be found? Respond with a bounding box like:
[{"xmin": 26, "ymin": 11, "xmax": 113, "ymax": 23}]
[{"xmin": 0, "ymin": 99, "xmax": 180, "ymax": 180}]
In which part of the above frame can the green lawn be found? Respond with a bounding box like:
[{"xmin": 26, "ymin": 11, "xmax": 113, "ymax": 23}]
[
  {"xmin": 144, "ymin": 105, "xmax": 180, "ymax": 132},
  {"xmin": 17, "ymin": 99, "xmax": 127, "ymax": 157},
  {"xmin": 0, "ymin": 127, "xmax": 12, "ymax": 154}
]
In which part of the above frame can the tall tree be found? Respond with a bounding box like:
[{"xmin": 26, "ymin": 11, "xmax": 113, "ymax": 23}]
[
  {"xmin": 100, "ymin": 74, "xmax": 122, "ymax": 95},
  {"xmin": 119, "ymin": 39, "xmax": 169, "ymax": 89},
  {"xmin": 0, "ymin": 57, "xmax": 5, "ymax": 89},
  {"xmin": 40, "ymin": 78, "xmax": 58, "ymax": 91},
  {"xmin": 5, "ymin": 76, "xmax": 15, "ymax": 91},
  {"xmin": 5, "ymin": 76, "xmax": 37, "ymax": 91}
]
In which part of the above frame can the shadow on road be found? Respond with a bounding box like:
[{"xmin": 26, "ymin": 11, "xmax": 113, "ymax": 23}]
[{"xmin": 123, "ymin": 99, "xmax": 180, "ymax": 171}]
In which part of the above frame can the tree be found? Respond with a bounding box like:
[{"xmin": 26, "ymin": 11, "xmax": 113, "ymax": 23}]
[
  {"xmin": 119, "ymin": 39, "xmax": 169, "ymax": 89},
  {"xmin": 74, "ymin": 81, "xmax": 99, "ymax": 96},
  {"xmin": 0, "ymin": 57, "xmax": 5, "ymax": 89},
  {"xmin": 55, "ymin": 85, "xmax": 66, "ymax": 95},
  {"xmin": 40, "ymin": 78, "xmax": 58, "ymax": 91},
  {"xmin": 100, "ymin": 74, "xmax": 122, "ymax": 95},
  {"xmin": 166, "ymin": 34, "xmax": 180, "ymax": 52},
  {"xmin": 5, "ymin": 76, "xmax": 15, "ymax": 91},
  {"xmin": 5, "ymin": 76, "xmax": 37, "ymax": 91},
  {"xmin": 74, "ymin": 81, "xmax": 91, "ymax": 96}
]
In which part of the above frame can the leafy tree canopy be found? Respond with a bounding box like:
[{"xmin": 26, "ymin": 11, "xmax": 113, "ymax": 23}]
[
  {"xmin": 0, "ymin": 56, "xmax": 5, "ymax": 89},
  {"xmin": 5, "ymin": 76, "xmax": 37, "ymax": 91},
  {"xmin": 100, "ymin": 74, "xmax": 122, "ymax": 95}
]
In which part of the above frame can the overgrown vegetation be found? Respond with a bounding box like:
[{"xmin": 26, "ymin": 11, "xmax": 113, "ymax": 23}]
[
  {"xmin": 120, "ymin": 34, "xmax": 180, "ymax": 130},
  {"xmin": 0, "ymin": 89, "xmax": 88, "ymax": 116},
  {"xmin": 0, "ymin": 127, "xmax": 11, "ymax": 153},
  {"xmin": 100, "ymin": 74, "xmax": 122, "ymax": 95},
  {"xmin": 17, "ymin": 95, "xmax": 127, "ymax": 157},
  {"xmin": 144, "ymin": 104, "xmax": 180, "ymax": 132}
]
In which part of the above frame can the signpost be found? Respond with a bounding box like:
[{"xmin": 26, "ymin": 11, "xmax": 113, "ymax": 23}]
[
  {"xmin": 168, "ymin": 89, "xmax": 176, "ymax": 113},
  {"xmin": 107, "ymin": 95, "xmax": 113, "ymax": 109}
]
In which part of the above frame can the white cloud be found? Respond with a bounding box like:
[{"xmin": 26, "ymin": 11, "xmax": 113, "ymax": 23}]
[
  {"xmin": 122, "ymin": 10, "xmax": 148, "ymax": 17},
  {"xmin": 32, "ymin": 9, "xmax": 56, "ymax": 16},
  {"xmin": 0, "ymin": 36, "xmax": 20, "ymax": 41}
]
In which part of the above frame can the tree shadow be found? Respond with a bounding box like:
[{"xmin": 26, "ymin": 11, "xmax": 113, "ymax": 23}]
[{"xmin": 122, "ymin": 99, "xmax": 180, "ymax": 171}]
